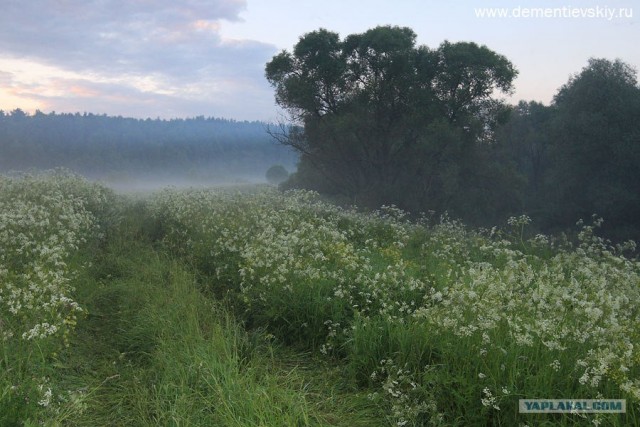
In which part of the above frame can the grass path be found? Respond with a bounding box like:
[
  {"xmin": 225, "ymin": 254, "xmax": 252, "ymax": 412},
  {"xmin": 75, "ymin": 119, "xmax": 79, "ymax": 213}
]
[{"xmin": 52, "ymin": 204, "xmax": 383, "ymax": 426}]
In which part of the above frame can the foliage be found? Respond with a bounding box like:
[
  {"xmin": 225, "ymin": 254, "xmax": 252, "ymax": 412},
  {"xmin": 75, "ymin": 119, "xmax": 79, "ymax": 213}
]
[
  {"xmin": 3, "ymin": 174, "xmax": 640, "ymax": 425},
  {"xmin": 1, "ymin": 178, "xmax": 381, "ymax": 425},
  {"xmin": 151, "ymin": 187, "xmax": 640, "ymax": 426},
  {"xmin": 267, "ymin": 31, "xmax": 640, "ymax": 240},
  {"xmin": 498, "ymin": 58, "xmax": 640, "ymax": 241},
  {"xmin": 0, "ymin": 170, "xmax": 116, "ymax": 424},
  {"xmin": 549, "ymin": 58, "xmax": 640, "ymax": 240},
  {"xmin": 59, "ymin": 223, "xmax": 359, "ymax": 426},
  {"xmin": 266, "ymin": 164, "xmax": 290, "ymax": 185},
  {"xmin": 266, "ymin": 25, "xmax": 518, "ymax": 216},
  {"xmin": 496, "ymin": 100, "xmax": 553, "ymax": 215}
]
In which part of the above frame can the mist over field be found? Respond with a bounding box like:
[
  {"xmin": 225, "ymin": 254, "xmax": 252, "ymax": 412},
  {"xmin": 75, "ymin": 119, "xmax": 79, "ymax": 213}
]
[{"xmin": 0, "ymin": 111, "xmax": 298, "ymax": 191}]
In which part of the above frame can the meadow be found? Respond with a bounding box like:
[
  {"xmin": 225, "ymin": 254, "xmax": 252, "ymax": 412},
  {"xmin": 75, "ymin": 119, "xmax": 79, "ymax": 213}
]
[{"xmin": 2, "ymin": 172, "xmax": 639, "ymax": 426}]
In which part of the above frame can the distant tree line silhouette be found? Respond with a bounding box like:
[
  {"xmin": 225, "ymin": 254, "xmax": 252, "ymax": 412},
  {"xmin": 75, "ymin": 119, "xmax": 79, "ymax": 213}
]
[{"xmin": 0, "ymin": 111, "xmax": 298, "ymax": 184}]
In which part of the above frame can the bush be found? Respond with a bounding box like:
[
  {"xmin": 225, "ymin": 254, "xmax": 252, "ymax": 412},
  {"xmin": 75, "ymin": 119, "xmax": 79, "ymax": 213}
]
[{"xmin": 265, "ymin": 164, "xmax": 289, "ymax": 185}]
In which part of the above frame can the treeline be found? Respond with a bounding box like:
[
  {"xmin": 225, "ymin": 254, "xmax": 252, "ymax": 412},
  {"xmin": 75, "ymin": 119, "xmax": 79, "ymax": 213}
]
[
  {"xmin": 497, "ymin": 59, "xmax": 640, "ymax": 241},
  {"xmin": 267, "ymin": 26, "xmax": 640, "ymax": 242},
  {"xmin": 0, "ymin": 111, "xmax": 298, "ymax": 185}
]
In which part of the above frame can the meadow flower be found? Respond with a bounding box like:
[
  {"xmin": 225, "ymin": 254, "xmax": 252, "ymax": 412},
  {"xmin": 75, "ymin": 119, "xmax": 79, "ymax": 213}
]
[
  {"xmin": 37, "ymin": 386, "xmax": 53, "ymax": 407},
  {"xmin": 2, "ymin": 171, "xmax": 115, "ymax": 418},
  {"xmin": 148, "ymin": 185, "xmax": 640, "ymax": 424},
  {"xmin": 481, "ymin": 387, "xmax": 499, "ymax": 410}
]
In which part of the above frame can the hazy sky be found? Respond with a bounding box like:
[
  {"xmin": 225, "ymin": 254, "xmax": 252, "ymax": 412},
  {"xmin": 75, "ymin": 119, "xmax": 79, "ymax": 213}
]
[{"xmin": 0, "ymin": 0, "xmax": 637, "ymax": 121}]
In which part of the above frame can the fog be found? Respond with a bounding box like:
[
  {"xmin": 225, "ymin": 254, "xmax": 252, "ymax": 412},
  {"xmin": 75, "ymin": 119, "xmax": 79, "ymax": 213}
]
[
  {"xmin": 0, "ymin": 110, "xmax": 298, "ymax": 194},
  {"xmin": 102, "ymin": 174, "xmax": 272, "ymax": 194}
]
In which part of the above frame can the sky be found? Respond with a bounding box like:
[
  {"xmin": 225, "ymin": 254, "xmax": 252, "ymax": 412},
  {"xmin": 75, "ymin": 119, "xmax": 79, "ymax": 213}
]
[{"xmin": 0, "ymin": 0, "xmax": 637, "ymax": 122}]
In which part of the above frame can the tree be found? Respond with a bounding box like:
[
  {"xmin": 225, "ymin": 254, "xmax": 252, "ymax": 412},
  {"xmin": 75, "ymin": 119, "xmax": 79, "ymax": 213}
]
[
  {"xmin": 549, "ymin": 58, "xmax": 640, "ymax": 238},
  {"xmin": 265, "ymin": 26, "xmax": 517, "ymax": 213}
]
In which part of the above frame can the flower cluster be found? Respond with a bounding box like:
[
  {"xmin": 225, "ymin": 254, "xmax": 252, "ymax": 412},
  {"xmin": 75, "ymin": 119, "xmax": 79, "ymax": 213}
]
[
  {"xmin": 2, "ymin": 180, "xmax": 79, "ymax": 344},
  {"xmin": 151, "ymin": 187, "xmax": 640, "ymax": 424},
  {"xmin": 369, "ymin": 358, "xmax": 440, "ymax": 426},
  {"xmin": 1, "ymin": 171, "xmax": 116, "ymax": 418}
]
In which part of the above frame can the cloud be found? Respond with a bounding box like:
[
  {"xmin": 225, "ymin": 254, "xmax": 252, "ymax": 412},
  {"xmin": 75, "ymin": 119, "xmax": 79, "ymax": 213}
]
[
  {"xmin": 0, "ymin": 62, "xmax": 279, "ymax": 120},
  {"xmin": 0, "ymin": 71, "xmax": 14, "ymax": 86},
  {"xmin": 0, "ymin": 0, "xmax": 265, "ymax": 74},
  {"xmin": 0, "ymin": 0, "xmax": 279, "ymax": 119}
]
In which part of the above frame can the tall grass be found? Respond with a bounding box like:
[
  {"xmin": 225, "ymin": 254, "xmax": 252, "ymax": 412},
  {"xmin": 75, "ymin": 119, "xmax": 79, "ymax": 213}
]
[
  {"xmin": 4, "ymin": 174, "xmax": 638, "ymax": 425},
  {"xmin": 2, "ymin": 180, "xmax": 381, "ymax": 426},
  {"xmin": 151, "ymin": 187, "xmax": 640, "ymax": 426},
  {"xmin": 61, "ymin": 200, "xmax": 381, "ymax": 426},
  {"xmin": 0, "ymin": 170, "xmax": 115, "ymax": 425}
]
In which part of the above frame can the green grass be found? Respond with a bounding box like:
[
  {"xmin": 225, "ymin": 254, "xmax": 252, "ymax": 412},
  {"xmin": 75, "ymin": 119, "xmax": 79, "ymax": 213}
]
[
  {"xmin": 147, "ymin": 188, "xmax": 640, "ymax": 426},
  {"xmin": 4, "ymin": 176, "xmax": 639, "ymax": 426},
  {"xmin": 47, "ymin": 202, "xmax": 383, "ymax": 426}
]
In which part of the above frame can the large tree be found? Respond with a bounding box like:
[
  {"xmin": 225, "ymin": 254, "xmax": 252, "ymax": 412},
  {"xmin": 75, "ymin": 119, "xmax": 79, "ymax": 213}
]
[
  {"xmin": 549, "ymin": 58, "xmax": 640, "ymax": 238},
  {"xmin": 266, "ymin": 26, "xmax": 517, "ymax": 211}
]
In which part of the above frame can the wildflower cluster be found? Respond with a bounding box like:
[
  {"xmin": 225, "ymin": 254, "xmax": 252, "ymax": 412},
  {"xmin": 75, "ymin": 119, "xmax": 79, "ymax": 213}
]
[
  {"xmin": 151, "ymin": 188, "xmax": 640, "ymax": 425},
  {"xmin": 368, "ymin": 358, "xmax": 441, "ymax": 426},
  {"xmin": 0, "ymin": 170, "xmax": 116, "ymax": 419}
]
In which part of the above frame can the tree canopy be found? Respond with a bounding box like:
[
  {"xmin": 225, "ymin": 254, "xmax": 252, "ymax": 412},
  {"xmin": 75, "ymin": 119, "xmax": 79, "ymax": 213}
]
[
  {"xmin": 266, "ymin": 25, "xmax": 517, "ymax": 211},
  {"xmin": 267, "ymin": 27, "xmax": 640, "ymax": 241},
  {"xmin": 265, "ymin": 164, "xmax": 289, "ymax": 185},
  {"xmin": 497, "ymin": 58, "xmax": 640, "ymax": 240},
  {"xmin": 550, "ymin": 59, "xmax": 640, "ymax": 236}
]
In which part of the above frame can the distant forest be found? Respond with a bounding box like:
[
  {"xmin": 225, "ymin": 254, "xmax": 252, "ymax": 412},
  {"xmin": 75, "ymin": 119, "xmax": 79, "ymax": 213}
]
[{"xmin": 0, "ymin": 110, "xmax": 298, "ymax": 187}]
